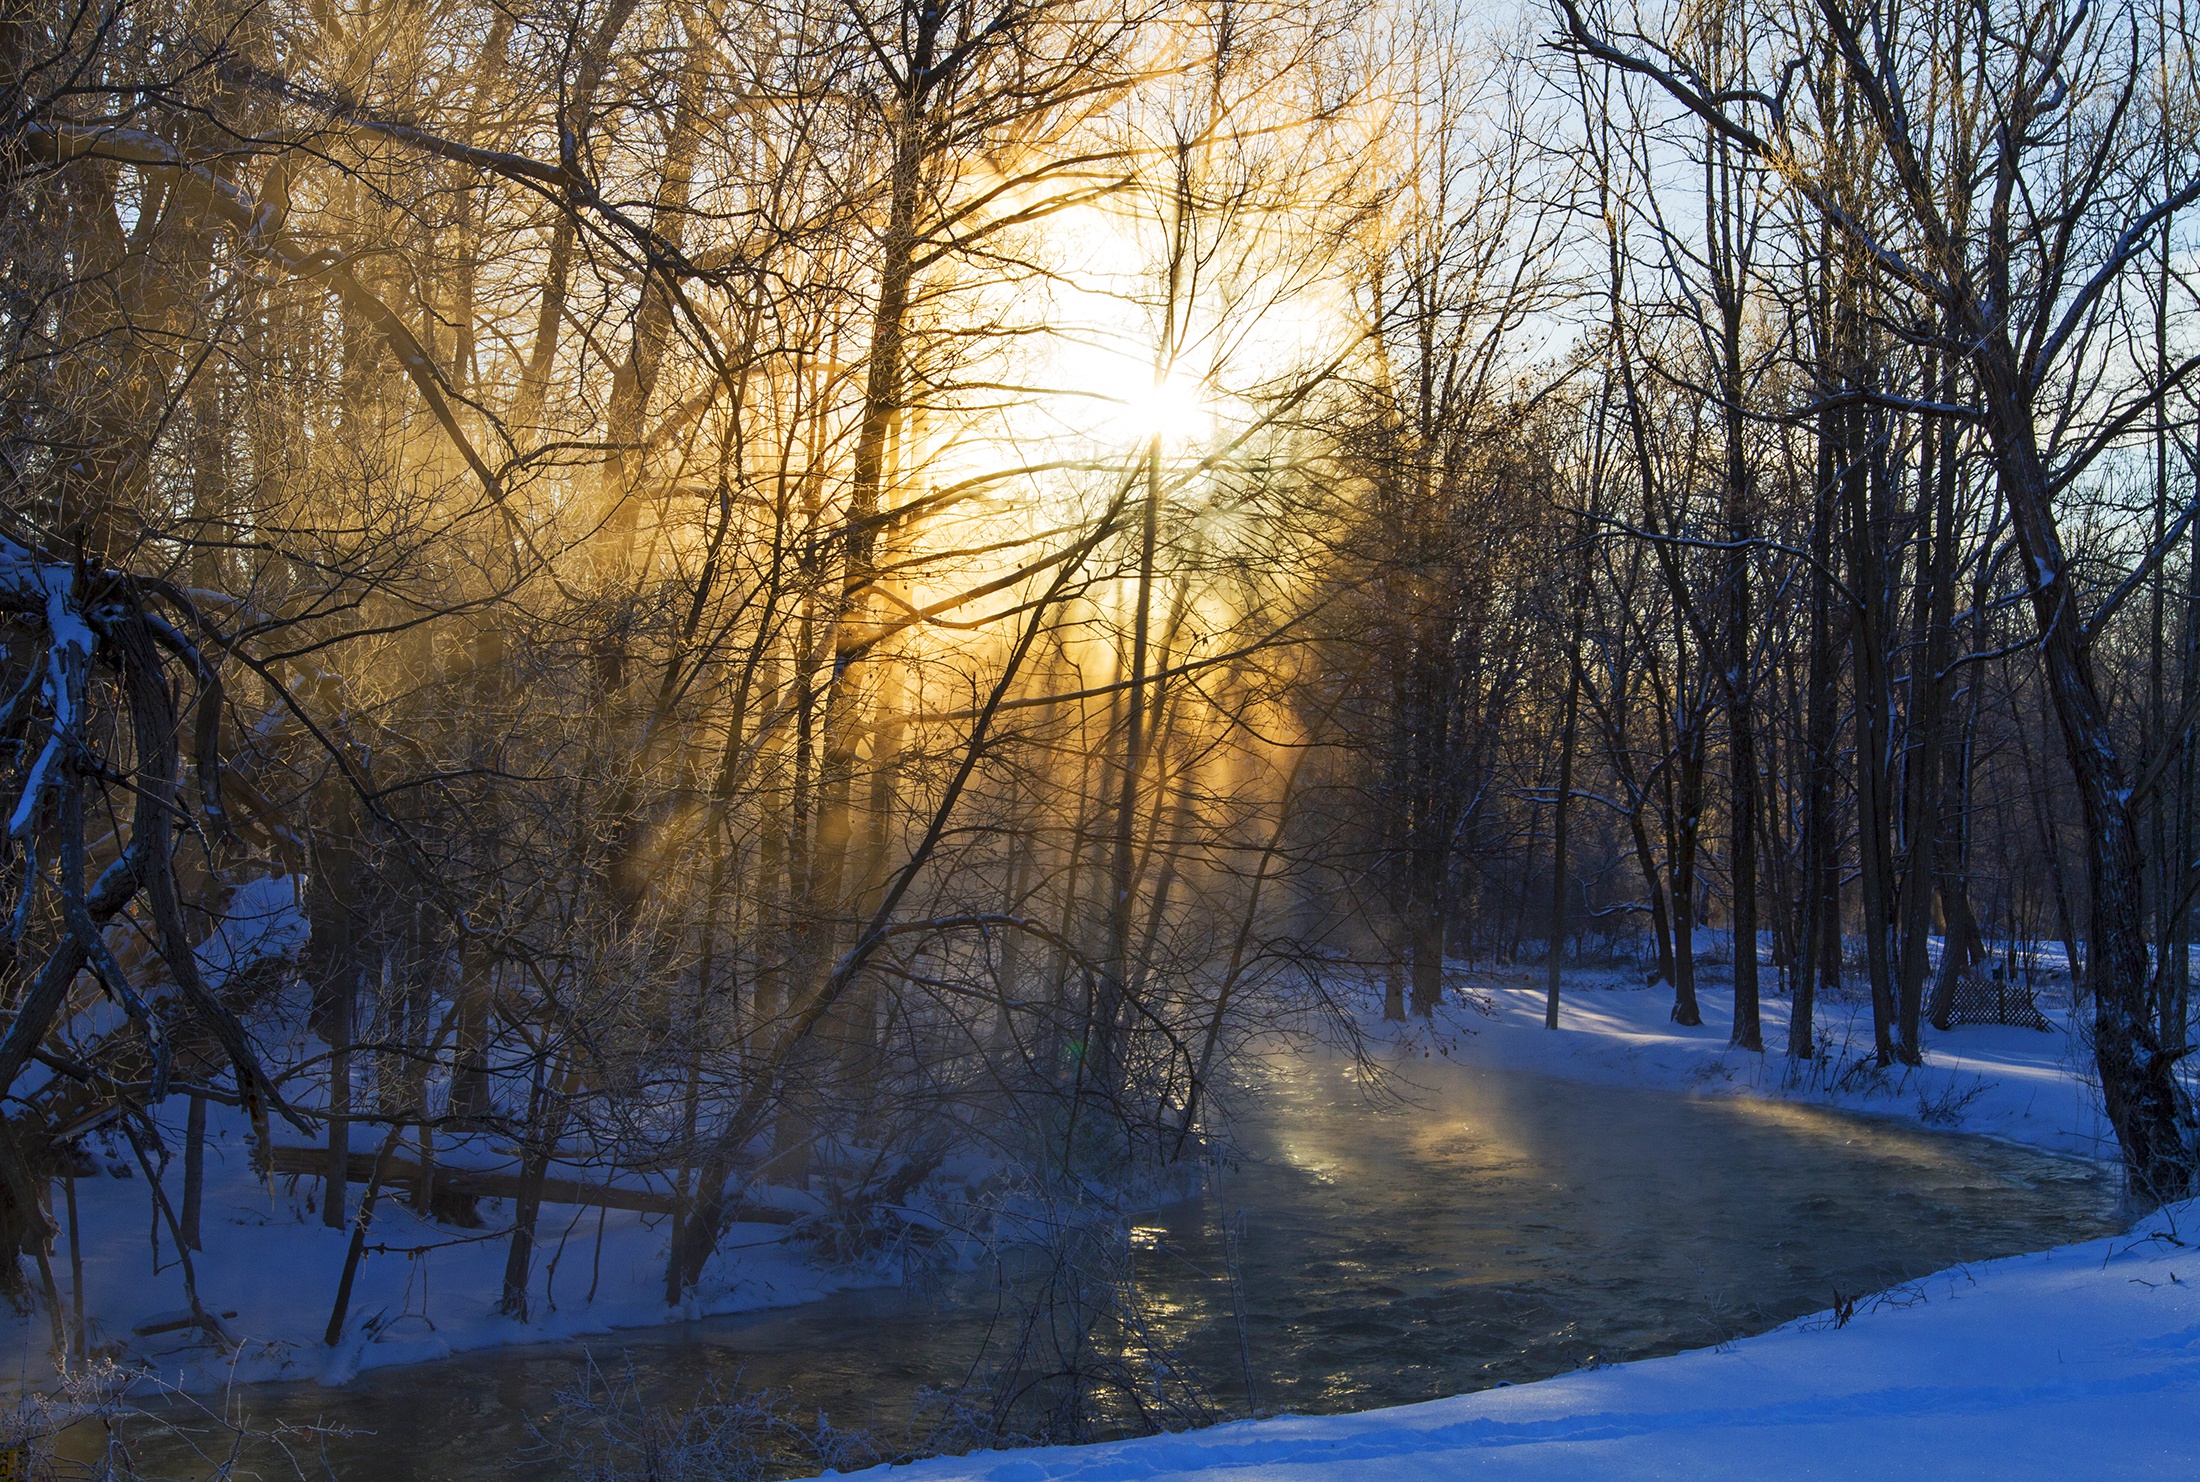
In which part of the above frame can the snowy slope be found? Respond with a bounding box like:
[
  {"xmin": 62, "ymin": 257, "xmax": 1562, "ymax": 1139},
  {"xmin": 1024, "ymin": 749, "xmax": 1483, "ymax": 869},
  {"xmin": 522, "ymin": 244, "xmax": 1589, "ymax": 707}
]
[
  {"xmin": 1408, "ymin": 966, "xmax": 2117, "ymax": 1163},
  {"xmin": 842, "ymin": 1200, "xmax": 2200, "ymax": 1481}
]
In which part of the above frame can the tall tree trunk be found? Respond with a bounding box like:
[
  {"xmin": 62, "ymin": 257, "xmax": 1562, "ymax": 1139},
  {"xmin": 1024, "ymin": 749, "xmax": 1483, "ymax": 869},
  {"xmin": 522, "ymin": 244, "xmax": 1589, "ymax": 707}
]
[
  {"xmin": 1793, "ymin": 436, "xmax": 1842, "ymax": 1058},
  {"xmin": 1668, "ymin": 720, "xmax": 1704, "ymax": 1026},
  {"xmin": 1976, "ymin": 342, "xmax": 2193, "ymax": 1201},
  {"xmin": 778, "ymin": 32, "xmax": 944, "ymax": 1180},
  {"xmin": 1847, "ymin": 413, "xmax": 1900, "ymax": 1064},
  {"xmin": 1894, "ymin": 378, "xmax": 1959, "ymax": 1065},
  {"xmin": 2171, "ymin": 497, "xmax": 2200, "ymax": 1050},
  {"xmin": 1723, "ymin": 495, "xmax": 1760, "ymax": 1049},
  {"xmin": 500, "ymin": 1051, "xmax": 589, "ymax": 1320},
  {"xmin": 1547, "ymin": 644, "xmax": 1580, "ymax": 1030},
  {"xmin": 1930, "ymin": 634, "xmax": 1989, "ymax": 1028},
  {"xmin": 323, "ymin": 972, "xmax": 351, "ymax": 1231},
  {"xmin": 2016, "ymin": 698, "xmax": 2086, "ymax": 993},
  {"xmin": 1709, "ymin": 119, "xmax": 1761, "ymax": 1051},
  {"xmin": 1628, "ymin": 797, "xmax": 1676, "ymax": 989},
  {"xmin": 181, "ymin": 1092, "xmax": 205, "ymax": 1252}
]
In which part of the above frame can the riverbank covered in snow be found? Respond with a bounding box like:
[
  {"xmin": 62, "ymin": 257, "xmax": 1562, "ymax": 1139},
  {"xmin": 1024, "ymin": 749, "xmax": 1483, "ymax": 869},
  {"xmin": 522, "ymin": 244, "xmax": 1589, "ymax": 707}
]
[
  {"xmin": 825, "ymin": 973, "xmax": 2189, "ymax": 1482},
  {"xmin": 844, "ymin": 1195, "xmax": 2200, "ymax": 1481},
  {"xmin": 0, "ymin": 1090, "xmax": 914, "ymax": 1394},
  {"xmin": 0, "ymin": 956, "xmax": 2139, "ymax": 1402},
  {"xmin": 1386, "ymin": 961, "xmax": 2119, "ymax": 1165}
]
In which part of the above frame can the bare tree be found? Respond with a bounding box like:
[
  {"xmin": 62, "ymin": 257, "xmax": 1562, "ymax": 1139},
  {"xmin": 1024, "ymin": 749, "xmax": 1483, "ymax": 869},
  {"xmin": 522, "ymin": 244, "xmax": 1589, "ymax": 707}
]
[{"xmin": 1560, "ymin": 0, "xmax": 2200, "ymax": 1198}]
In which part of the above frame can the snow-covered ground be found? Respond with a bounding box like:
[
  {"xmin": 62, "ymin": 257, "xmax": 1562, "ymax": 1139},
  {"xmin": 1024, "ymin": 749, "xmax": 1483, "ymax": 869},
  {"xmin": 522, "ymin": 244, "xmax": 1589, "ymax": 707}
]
[
  {"xmin": 0, "ymin": 1093, "xmax": 881, "ymax": 1393},
  {"xmin": 3, "ymin": 947, "xmax": 2175, "ymax": 1462},
  {"xmin": 1406, "ymin": 962, "xmax": 2115, "ymax": 1163},
  {"xmin": 2, "ymin": 878, "xmax": 978, "ymax": 1395},
  {"xmin": 827, "ymin": 968, "xmax": 2200, "ymax": 1481}
]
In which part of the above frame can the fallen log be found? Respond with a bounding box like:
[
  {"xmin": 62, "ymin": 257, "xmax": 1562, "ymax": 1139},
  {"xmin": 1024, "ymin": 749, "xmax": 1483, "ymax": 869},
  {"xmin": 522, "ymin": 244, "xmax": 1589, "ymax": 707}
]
[
  {"xmin": 268, "ymin": 1146, "xmax": 669, "ymax": 1215},
  {"xmin": 264, "ymin": 1146, "xmax": 803, "ymax": 1223}
]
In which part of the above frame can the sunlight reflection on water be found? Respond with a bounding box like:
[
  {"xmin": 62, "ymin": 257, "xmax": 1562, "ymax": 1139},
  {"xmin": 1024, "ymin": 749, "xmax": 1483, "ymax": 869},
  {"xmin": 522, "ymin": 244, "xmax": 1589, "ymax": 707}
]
[{"xmin": 110, "ymin": 1051, "xmax": 2120, "ymax": 1480}]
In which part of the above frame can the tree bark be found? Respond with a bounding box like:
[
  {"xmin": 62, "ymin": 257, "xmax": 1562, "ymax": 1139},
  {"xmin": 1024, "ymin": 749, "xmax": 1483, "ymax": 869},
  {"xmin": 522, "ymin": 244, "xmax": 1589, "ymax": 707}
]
[
  {"xmin": 181, "ymin": 1092, "xmax": 205, "ymax": 1252},
  {"xmin": 1976, "ymin": 342, "xmax": 2192, "ymax": 1200},
  {"xmin": 1846, "ymin": 412, "xmax": 1900, "ymax": 1064},
  {"xmin": 1793, "ymin": 427, "xmax": 1843, "ymax": 1058},
  {"xmin": 1547, "ymin": 649, "xmax": 1580, "ymax": 1030}
]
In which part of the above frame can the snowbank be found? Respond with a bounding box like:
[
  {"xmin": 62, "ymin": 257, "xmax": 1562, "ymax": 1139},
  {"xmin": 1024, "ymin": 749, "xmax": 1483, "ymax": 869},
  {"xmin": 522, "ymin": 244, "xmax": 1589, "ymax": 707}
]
[
  {"xmin": 846, "ymin": 1199, "xmax": 2200, "ymax": 1481},
  {"xmin": 1401, "ymin": 965, "xmax": 2116, "ymax": 1164},
  {"xmin": 0, "ymin": 1092, "xmax": 917, "ymax": 1393}
]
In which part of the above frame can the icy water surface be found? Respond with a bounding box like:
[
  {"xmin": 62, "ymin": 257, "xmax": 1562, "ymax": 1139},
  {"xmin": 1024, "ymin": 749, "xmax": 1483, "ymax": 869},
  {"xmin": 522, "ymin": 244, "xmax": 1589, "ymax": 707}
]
[{"xmin": 106, "ymin": 1052, "xmax": 2121, "ymax": 1478}]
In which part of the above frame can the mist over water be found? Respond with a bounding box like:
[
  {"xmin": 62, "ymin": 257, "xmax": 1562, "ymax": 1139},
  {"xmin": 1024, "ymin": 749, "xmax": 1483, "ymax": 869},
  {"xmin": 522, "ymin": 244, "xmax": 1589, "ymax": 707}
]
[
  {"xmin": 1140, "ymin": 1051, "xmax": 2116, "ymax": 1414},
  {"xmin": 114, "ymin": 1052, "xmax": 2119, "ymax": 1480}
]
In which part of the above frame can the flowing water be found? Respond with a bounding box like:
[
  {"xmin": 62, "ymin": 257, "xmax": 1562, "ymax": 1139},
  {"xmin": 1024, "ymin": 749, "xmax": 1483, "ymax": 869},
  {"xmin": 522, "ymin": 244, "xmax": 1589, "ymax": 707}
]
[{"xmin": 100, "ymin": 1051, "xmax": 2121, "ymax": 1478}]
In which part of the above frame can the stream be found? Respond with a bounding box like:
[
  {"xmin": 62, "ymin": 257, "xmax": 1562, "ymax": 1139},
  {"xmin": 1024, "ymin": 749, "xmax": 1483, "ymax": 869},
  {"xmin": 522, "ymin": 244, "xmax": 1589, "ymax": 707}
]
[{"xmin": 100, "ymin": 1050, "xmax": 2121, "ymax": 1479}]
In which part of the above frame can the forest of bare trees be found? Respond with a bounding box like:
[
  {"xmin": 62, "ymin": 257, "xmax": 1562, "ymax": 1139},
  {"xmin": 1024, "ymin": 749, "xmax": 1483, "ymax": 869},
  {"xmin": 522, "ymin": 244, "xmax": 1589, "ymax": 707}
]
[{"xmin": 1, "ymin": 0, "xmax": 2196, "ymax": 1375}]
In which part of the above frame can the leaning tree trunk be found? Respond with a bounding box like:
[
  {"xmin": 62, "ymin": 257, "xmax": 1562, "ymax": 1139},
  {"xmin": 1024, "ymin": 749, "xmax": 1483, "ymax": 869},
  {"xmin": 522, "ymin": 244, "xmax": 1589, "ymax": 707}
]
[{"xmin": 1979, "ymin": 347, "xmax": 2194, "ymax": 1203}]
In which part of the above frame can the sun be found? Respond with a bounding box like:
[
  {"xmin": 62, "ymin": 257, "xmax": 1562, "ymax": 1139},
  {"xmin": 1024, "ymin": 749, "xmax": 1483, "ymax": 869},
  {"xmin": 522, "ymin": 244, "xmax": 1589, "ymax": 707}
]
[
  {"xmin": 1021, "ymin": 332, "xmax": 1218, "ymax": 452},
  {"xmin": 1114, "ymin": 371, "xmax": 1214, "ymax": 447}
]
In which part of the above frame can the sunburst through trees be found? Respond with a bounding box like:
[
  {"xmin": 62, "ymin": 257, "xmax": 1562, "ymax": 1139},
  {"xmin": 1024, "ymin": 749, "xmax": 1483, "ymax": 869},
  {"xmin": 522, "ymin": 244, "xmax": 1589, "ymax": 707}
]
[{"xmin": 0, "ymin": 0, "xmax": 2196, "ymax": 1415}]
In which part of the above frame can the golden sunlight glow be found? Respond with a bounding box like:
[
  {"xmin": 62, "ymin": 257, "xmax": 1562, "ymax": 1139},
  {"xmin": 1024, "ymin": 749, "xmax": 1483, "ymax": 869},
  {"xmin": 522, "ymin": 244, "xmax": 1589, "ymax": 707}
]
[
  {"xmin": 903, "ymin": 194, "xmax": 1359, "ymax": 651},
  {"xmin": 1110, "ymin": 371, "xmax": 1215, "ymax": 447}
]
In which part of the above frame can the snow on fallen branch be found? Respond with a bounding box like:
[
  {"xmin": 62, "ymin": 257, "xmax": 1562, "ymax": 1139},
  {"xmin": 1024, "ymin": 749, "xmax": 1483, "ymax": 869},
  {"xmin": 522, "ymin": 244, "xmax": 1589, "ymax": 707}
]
[{"xmin": 0, "ymin": 534, "xmax": 301, "ymax": 1143}]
